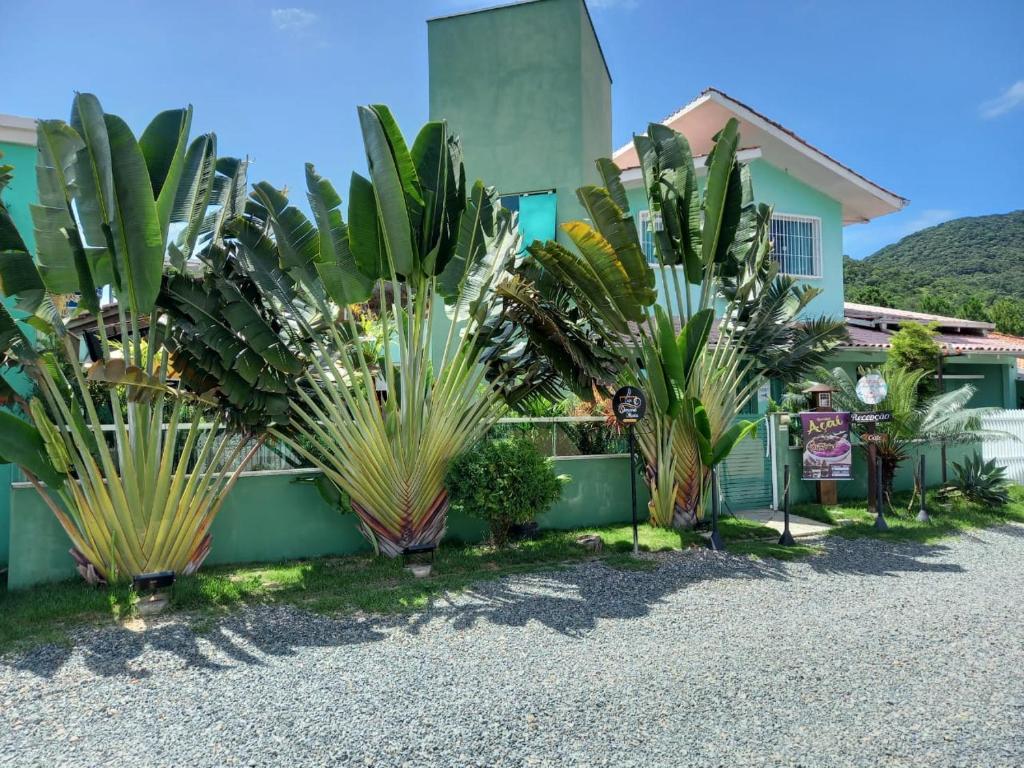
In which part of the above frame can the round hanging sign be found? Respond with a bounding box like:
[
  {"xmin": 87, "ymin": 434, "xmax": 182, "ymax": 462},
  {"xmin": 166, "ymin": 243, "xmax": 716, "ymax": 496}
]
[
  {"xmin": 856, "ymin": 373, "xmax": 888, "ymax": 405},
  {"xmin": 613, "ymin": 386, "xmax": 646, "ymax": 425}
]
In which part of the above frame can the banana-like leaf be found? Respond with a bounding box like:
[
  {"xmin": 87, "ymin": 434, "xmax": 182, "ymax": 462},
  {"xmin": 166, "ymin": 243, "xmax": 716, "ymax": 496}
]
[
  {"xmin": 0, "ymin": 410, "xmax": 64, "ymax": 487},
  {"xmin": 86, "ymin": 358, "xmax": 172, "ymax": 402},
  {"xmin": 0, "ymin": 249, "xmax": 43, "ymax": 312},
  {"xmin": 654, "ymin": 305, "xmax": 684, "ymax": 391},
  {"xmin": 252, "ymin": 181, "xmax": 318, "ymax": 274},
  {"xmin": 596, "ymin": 157, "xmax": 629, "ymax": 212},
  {"xmin": 0, "ymin": 298, "xmax": 38, "ymax": 363},
  {"xmin": 358, "ymin": 106, "xmax": 416, "ymax": 277},
  {"xmin": 575, "ymin": 186, "xmax": 655, "ymax": 302},
  {"xmin": 32, "ymin": 120, "xmax": 87, "ymax": 295},
  {"xmin": 648, "ymin": 123, "xmax": 701, "ymax": 280},
  {"xmin": 139, "ymin": 107, "xmax": 192, "ymax": 241},
  {"xmin": 370, "ymin": 104, "xmax": 424, "ymax": 245},
  {"xmin": 525, "ymin": 240, "xmax": 628, "ymax": 340},
  {"xmin": 305, "ymin": 163, "xmax": 372, "ymax": 305},
  {"xmin": 711, "ymin": 419, "xmax": 758, "ymax": 466},
  {"xmin": 562, "ymin": 220, "xmax": 651, "ymax": 323},
  {"xmin": 684, "ymin": 397, "xmax": 713, "ymax": 465},
  {"xmin": 104, "ymin": 113, "xmax": 164, "ymax": 313},
  {"xmin": 641, "ymin": 340, "xmax": 673, "ymax": 417},
  {"xmin": 170, "ymin": 133, "xmax": 217, "ymax": 262},
  {"xmin": 70, "ymin": 93, "xmax": 115, "ymax": 250},
  {"xmin": 410, "ymin": 121, "xmax": 458, "ymax": 272},
  {"xmin": 700, "ymin": 118, "xmax": 740, "ymax": 268},
  {"xmin": 680, "ymin": 308, "xmax": 714, "ymax": 383},
  {"xmin": 437, "ymin": 180, "xmax": 491, "ymax": 302},
  {"xmin": 348, "ymin": 172, "xmax": 387, "ymax": 280}
]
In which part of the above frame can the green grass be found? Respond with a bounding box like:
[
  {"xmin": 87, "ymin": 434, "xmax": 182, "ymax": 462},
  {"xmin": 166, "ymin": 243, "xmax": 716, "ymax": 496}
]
[
  {"xmin": 0, "ymin": 581, "xmax": 135, "ymax": 652},
  {"xmin": 793, "ymin": 486, "xmax": 1024, "ymax": 545},
  {"xmin": 0, "ymin": 516, "xmax": 822, "ymax": 655}
]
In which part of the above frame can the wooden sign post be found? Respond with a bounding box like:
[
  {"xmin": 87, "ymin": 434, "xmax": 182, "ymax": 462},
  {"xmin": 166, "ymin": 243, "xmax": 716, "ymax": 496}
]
[
  {"xmin": 803, "ymin": 384, "xmax": 838, "ymax": 505},
  {"xmin": 854, "ymin": 373, "xmax": 889, "ymax": 516}
]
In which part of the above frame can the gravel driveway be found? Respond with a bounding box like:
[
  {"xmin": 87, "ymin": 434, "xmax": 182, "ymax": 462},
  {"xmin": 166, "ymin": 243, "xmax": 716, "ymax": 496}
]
[{"xmin": 3, "ymin": 525, "xmax": 1024, "ymax": 767}]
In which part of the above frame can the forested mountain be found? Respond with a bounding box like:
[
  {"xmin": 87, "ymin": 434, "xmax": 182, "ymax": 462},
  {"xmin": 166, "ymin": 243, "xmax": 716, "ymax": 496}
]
[{"xmin": 844, "ymin": 210, "xmax": 1024, "ymax": 334}]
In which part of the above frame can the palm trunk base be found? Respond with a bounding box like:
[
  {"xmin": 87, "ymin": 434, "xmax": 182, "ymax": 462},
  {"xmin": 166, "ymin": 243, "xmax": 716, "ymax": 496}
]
[
  {"xmin": 351, "ymin": 490, "xmax": 449, "ymax": 558},
  {"xmin": 183, "ymin": 534, "xmax": 213, "ymax": 576},
  {"xmin": 70, "ymin": 548, "xmax": 107, "ymax": 586}
]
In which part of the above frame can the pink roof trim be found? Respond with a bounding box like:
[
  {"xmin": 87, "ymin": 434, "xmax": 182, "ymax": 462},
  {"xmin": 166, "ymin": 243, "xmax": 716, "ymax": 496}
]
[{"xmin": 614, "ymin": 87, "xmax": 907, "ymax": 206}]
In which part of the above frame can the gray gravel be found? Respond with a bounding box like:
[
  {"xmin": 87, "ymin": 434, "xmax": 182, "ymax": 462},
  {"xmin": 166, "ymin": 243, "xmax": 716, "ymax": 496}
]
[{"xmin": 3, "ymin": 525, "xmax": 1024, "ymax": 767}]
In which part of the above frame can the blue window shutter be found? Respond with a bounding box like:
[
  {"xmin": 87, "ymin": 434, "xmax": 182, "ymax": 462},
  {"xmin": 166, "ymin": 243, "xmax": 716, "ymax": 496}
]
[{"xmin": 517, "ymin": 193, "xmax": 557, "ymax": 250}]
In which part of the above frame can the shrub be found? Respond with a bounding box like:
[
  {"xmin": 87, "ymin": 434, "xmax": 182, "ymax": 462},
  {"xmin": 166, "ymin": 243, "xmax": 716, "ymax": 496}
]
[
  {"xmin": 447, "ymin": 437, "xmax": 567, "ymax": 546},
  {"xmin": 948, "ymin": 453, "xmax": 1010, "ymax": 507},
  {"xmin": 888, "ymin": 321, "xmax": 941, "ymax": 381}
]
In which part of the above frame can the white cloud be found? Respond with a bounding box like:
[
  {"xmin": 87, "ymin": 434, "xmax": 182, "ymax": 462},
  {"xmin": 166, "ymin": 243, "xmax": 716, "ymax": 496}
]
[
  {"xmin": 980, "ymin": 80, "xmax": 1024, "ymax": 119},
  {"xmin": 271, "ymin": 8, "xmax": 318, "ymax": 32}
]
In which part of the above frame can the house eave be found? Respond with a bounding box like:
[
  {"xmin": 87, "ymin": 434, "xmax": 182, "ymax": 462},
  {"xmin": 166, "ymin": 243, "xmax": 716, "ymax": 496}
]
[
  {"xmin": 0, "ymin": 114, "xmax": 36, "ymax": 147},
  {"xmin": 613, "ymin": 88, "xmax": 907, "ymax": 224}
]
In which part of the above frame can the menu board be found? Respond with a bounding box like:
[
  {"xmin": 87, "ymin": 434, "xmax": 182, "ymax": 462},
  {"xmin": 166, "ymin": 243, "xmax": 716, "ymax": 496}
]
[{"xmin": 801, "ymin": 412, "xmax": 852, "ymax": 480}]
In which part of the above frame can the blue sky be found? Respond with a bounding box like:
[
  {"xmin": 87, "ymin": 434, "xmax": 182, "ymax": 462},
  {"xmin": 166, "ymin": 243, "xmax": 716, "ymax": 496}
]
[{"xmin": 4, "ymin": 0, "xmax": 1022, "ymax": 258}]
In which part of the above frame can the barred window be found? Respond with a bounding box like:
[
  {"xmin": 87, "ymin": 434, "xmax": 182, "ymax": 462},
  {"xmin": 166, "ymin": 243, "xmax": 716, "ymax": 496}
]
[{"xmin": 770, "ymin": 213, "xmax": 822, "ymax": 277}]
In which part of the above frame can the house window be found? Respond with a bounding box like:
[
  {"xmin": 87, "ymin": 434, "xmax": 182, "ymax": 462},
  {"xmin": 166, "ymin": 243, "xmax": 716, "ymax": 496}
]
[
  {"xmin": 500, "ymin": 190, "xmax": 557, "ymax": 250},
  {"xmin": 770, "ymin": 213, "xmax": 821, "ymax": 277},
  {"xmin": 636, "ymin": 209, "xmax": 660, "ymax": 264}
]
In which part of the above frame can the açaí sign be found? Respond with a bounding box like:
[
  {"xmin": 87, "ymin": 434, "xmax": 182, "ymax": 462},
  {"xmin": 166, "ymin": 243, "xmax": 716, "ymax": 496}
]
[{"xmin": 800, "ymin": 411, "xmax": 852, "ymax": 481}]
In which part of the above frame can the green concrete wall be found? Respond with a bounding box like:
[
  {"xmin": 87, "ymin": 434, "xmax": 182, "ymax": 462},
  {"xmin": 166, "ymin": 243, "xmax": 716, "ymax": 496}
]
[
  {"xmin": 5, "ymin": 456, "xmax": 646, "ymax": 589},
  {"xmin": 427, "ymin": 0, "xmax": 611, "ymax": 246},
  {"xmin": 0, "ymin": 465, "xmax": 10, "ymax": 568},
  {"xmin": 782, "ymin": 438, "xmax": 979, "ymax": 506}
]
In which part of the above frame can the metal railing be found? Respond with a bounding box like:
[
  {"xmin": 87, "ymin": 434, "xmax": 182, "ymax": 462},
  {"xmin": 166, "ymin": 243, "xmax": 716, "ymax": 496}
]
[
  {"xmin": 9, "ymin": 417, "xmax": 628, "ymax": 484},
  {"xmin": 981, "ymin": 410, "xmax": 1024, "ymax": 483}
]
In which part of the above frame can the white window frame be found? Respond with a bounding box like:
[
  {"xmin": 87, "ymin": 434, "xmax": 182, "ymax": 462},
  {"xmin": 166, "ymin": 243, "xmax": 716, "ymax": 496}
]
[{"xmin": 769, "ymin": 213, "xmax": 822, "ymax": 278}]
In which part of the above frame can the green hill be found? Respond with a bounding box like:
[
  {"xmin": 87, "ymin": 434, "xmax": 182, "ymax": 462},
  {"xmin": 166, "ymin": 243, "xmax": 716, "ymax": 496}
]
[{"xmin": 844, "ymin": 210, "xmax": 1024, "ymax": 316}]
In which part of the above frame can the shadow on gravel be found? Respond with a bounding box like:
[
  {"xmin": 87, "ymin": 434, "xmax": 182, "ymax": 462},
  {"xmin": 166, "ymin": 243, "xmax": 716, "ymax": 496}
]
[{"xmin": 5, "ymin": 528, "xmax": 997, "ymax": 680}]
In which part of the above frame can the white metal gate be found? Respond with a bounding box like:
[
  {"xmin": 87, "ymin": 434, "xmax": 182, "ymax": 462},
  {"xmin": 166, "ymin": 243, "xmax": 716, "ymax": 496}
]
[{"xmin": 981, "ymin": 410, "xmax": 1024, "ymax": 482}]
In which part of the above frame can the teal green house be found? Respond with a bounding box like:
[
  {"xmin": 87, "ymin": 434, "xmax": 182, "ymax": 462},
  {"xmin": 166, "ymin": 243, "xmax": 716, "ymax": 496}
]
[
  {"xmin": 3, "ymin": 0, "xmax": 1023, "ymax": 586},
  {"xmin": 429, "ymin": 0, "xmax": 1024, "ymax": 506},
  {"xmin": 0, "ymin": 113, "xmax": 39, "ymax": 571}
]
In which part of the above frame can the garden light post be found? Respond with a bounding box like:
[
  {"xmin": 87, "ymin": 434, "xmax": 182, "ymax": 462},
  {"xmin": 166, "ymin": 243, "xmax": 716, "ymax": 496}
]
[
  {"xmin": 708, "ymin": 467, "xmax": 725, "ymax": 551},
  {"xmin": 613, "ymin": 386, "xmax": 647, "ymax": 556},
  {"xmin": 779, "ymin": 464, "xmax": 796, "ymax": 547},
  {"xmin": 917, "ymin": 454, "xmax": 931, "ymax": 523},
  {"xmin": 874, "ymin": 455, "xmax": 888, "ymax": 531}
]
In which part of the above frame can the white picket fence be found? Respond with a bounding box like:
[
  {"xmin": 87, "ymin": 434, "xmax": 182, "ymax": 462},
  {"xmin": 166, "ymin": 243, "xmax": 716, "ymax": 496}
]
[{"xmin": 981, "ymin": 410, "xmax": 1024, "ymax": 483}]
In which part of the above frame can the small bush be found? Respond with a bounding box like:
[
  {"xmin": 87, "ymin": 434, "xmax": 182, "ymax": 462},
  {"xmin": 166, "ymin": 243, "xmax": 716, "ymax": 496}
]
[
  {"xmin": 947, "ymin": 453, "xmax": 1010, "ymax": 507},
  {"xmin": 447, "ymin": 437, "xmax": 567, "ymax": 546}
]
